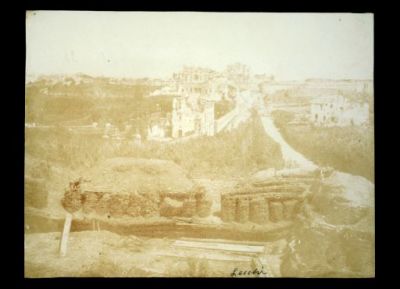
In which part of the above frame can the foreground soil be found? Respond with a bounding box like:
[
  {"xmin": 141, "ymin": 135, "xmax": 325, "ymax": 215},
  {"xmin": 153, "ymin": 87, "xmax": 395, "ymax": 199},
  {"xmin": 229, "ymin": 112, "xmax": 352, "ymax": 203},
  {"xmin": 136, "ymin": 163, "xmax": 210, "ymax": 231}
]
[{"xmin": 25, "ymin": 231, "xmax": 286, "ymax": 277}]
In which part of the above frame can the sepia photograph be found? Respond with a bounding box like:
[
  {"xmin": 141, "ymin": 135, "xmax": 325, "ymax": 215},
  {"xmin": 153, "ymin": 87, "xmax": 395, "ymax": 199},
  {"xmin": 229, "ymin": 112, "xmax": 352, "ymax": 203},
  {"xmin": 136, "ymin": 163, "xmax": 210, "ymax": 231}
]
[{"xmin": 24, "ymin": 11, "xmax": 374, "ymax": 278}]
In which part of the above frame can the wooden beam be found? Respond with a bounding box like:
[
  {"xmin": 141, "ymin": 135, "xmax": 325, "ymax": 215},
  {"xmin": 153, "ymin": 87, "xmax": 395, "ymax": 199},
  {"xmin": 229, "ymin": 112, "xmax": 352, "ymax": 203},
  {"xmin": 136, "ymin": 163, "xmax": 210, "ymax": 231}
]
[
  {"xmin": 159, "ymin": 251, "xmax": 253, "ymax": 262},
  {"xmin": 59, "ymin": 212, "xmax": 72, "ymax": 257},
  {"xmin": 179, "ymin": 237, "xmax": 267, "ymax": 246},
  {"xmin": 173, "ymin": 240, "xmax": 265, "ymax": 254}
]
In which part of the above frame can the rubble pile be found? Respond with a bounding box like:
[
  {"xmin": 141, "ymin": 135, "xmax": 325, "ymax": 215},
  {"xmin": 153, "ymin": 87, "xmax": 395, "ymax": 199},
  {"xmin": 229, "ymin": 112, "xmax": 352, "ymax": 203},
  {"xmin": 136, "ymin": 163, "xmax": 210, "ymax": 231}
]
[{"xmin": 280, "ymin": 171, "xmax": 375, "ymax": 277}]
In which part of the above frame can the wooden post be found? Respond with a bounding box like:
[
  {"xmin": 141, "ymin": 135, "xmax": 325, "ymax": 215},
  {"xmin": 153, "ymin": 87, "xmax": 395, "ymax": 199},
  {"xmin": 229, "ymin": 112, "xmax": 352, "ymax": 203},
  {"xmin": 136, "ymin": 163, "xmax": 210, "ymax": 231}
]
[{"xmin": 59, "ymin": 212, "xmax": 72, "ymax": 257}]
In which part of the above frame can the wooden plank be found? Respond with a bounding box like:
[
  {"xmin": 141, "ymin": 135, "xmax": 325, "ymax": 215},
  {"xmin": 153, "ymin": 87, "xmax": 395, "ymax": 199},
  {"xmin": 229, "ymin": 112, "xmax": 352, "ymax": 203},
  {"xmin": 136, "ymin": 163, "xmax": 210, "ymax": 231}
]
[
  {"xmin": 173, "ymin": 240, "xmax": 265, "ymax": 254},
  {"xmin": 159, "ymin": 251, "xmax": 253, "ymax": 262},
  {"xmin": 59, "ymin": 213, "xmax": 72, "ymax": 257},
  {"xmin": 179, "ymin": 237, "xmax": 267, "ymax": 246}
]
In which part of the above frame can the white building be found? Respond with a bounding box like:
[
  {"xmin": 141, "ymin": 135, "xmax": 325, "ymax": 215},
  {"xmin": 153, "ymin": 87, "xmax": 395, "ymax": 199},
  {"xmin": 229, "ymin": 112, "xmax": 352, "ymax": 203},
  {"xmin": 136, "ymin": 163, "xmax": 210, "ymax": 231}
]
[
  {"xmin": 310, "ymin": 95, "xmax": 369, "ymax": 127},
  {"xmin": 225, "ymin": 63, "xmax": 251, "ymax": 91},
  {"xmin": 171, "ymin": 96, "xmax": 215, "ymax": 138},
  {"xmin": 148, "ymin": 123, "xmax": 167, "ymax": 139},
  {"xmin": 167, "ymin": 64, "xmax": 253, "ymax": 138},
  {"xmin": 171, "ymin": 67, "xmax": 221, "ymax": 138},
  {"xmin": 147, "ymin": 113, "xmax": 171, "ymax": 140}
]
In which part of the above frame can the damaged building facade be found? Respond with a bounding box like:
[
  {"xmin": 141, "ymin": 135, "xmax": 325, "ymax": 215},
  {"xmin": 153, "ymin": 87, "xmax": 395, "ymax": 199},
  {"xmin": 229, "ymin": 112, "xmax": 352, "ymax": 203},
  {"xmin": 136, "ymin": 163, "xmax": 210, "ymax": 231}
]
[
  {"xmin": 310, "ymin": 94, "xmax": 369, "ymax": 127},
  {"xmin": 144, "ymin": 64, "xmax": 255, "ymax": 139},
  {"xmin": 170, "ymin": 65, "xmax": 249, "ymax": 138},
  {"xmin": 171, "ymin": 67, "xmax": 219, "ymax": 138},
  {"xmin": 147, "ymin": 112, "xmax": 172, "ymax": 140}
]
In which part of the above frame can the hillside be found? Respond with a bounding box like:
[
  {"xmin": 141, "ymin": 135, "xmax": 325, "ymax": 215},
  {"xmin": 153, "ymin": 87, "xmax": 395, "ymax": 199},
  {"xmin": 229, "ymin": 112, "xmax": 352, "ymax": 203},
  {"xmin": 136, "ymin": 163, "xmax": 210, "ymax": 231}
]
[
  {"xmin": 25, "ymin": 114, "xmax": 285, "ymax": 179},
  {"xmin": 25, "ymin": 77, "xmax": 235, "ymax": 128}
]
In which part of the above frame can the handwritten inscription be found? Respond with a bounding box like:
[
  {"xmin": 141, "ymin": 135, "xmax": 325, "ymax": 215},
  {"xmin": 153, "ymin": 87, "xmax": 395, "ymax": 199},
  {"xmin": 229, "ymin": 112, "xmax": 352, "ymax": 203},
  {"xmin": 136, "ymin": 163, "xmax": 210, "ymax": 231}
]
[{"xmin": 230, "ymin": 266, "xmax": 268, "ymax": 277}]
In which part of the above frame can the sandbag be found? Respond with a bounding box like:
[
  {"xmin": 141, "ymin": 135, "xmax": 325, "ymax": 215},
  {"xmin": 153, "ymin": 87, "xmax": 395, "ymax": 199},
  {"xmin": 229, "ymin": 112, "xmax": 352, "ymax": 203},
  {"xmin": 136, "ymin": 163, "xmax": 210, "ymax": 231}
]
[
  {"xmin": 235, "ymin": 197, "xmax": 250, "ymax": 223},
  {"xmin": 160, "ymin": 197, "xmax": 183, "ymax": 217},
  {"xmin": 269, "ymin": 201, "xmax": 284, "ymax": 222},
  {"xmin": 249, "ymin": 198, "xmax": 269, "ymax": 224}
]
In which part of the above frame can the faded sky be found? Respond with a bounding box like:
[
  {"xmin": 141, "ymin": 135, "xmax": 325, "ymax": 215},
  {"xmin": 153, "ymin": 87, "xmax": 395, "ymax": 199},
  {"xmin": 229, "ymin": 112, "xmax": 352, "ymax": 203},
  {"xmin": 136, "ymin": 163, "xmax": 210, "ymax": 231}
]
[{"xmin": 26, "ymin": 11, "xmax": 373, "ymax": 80}]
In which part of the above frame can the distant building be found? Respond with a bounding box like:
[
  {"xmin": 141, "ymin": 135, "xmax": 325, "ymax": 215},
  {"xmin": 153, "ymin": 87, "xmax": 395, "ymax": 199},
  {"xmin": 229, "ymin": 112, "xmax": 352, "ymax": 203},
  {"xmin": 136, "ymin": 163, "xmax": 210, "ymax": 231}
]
[
  {"xmin": 259, "ymin": 81, "xmax": 302, "ymax": 96},
  {"xmin": 310, "ymin": 95, "xmax": 369, "ymax": 127},
  {"xmin": 147, "ymin": 112, "xmax": 171, "ymax": 140},
  {"xmin": 156, "ymin": 64, "xmax": 253, "ymax": 139},
  {"xmin": 225, "ymin": 63, "xmax": 251, "ymax": 91},
  {"xmin": 171, "ymin": 96, "xmax": 215, "ymax": 138},
  {"xmin": 170, "ymin": 66, "xmax": 224, "ymax": 138},
  {"xmin": 259, "ymin": 79, "xmax": 373, "ymax": 99},
  {"xmin": 172, "ymin": 66, "xmax": 217, "ymax": 96},
  {"xmin": 303, "ymin": 79, "xmax": 373, "ymax": 96}
]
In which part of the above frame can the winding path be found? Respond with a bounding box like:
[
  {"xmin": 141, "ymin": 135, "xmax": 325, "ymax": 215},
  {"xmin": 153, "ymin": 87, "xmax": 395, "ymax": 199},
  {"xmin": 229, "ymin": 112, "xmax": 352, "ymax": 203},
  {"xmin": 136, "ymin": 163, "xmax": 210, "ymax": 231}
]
[{"xmin": 256, "ymin": 97, "xmax": 318, "ymax": 170}]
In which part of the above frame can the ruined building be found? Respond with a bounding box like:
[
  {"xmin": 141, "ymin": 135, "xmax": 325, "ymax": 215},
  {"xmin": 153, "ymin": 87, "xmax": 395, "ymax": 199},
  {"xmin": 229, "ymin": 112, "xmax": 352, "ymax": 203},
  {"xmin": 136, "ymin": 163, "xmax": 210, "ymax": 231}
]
[
  {"xmin": 172, "ymin": 96, "xmax": 215, "ymax": 138},
  {"xmin": 171, "ymin": 67, "xmax": 219, "ymax": 138},
  {"xmin": 225, "ymin": 63, "xmax": 251, "ymax": 91},
  {"xmin": 166, "ymin": 64, "xmax": 252, "ymax": 138},
  {"xmin": 310, "ymin": 95, "xmax": 369, "ymax": 127}
]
